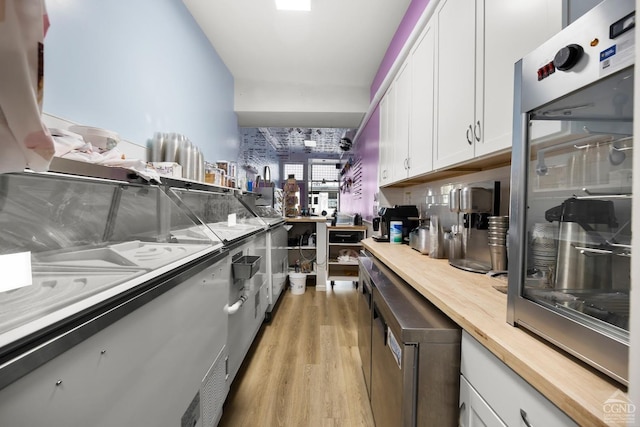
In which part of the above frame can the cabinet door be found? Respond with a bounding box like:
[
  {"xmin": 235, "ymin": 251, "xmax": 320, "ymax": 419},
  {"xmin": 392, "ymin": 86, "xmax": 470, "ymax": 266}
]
[
  {"xmin": 459, "ymin": 375, "xmax": 507, "ymax": 427},
  {"xmin": 434, "ymin": 0, "xmax": 476, "ymax": 169},
  {"xmin": 378, "ymin": 91, "xmax": 391, "ymax": 186},
  {"xmin": 461, "ymin": 332, "xmax": 577, "ymax": 427},
  {"xmin": 408, "ymin": 23, "xmax": 435, "ymax": 177},
  {"xmin": 391, "ymin": 59, "xmax": 411, "ymax": 182},
  {"xmin": 475, "ymin": 0, "xmax": 562, "ymax": 157}
]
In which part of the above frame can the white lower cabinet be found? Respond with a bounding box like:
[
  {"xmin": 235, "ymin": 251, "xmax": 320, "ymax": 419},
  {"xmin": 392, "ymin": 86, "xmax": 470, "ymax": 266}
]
[
  {"xmin": 460, "ymin": 331, "xmax": 577, "ymax": 427},
  {"xmin": 459, "ymin": 375, "xmax": 506, "ymax": 427}
]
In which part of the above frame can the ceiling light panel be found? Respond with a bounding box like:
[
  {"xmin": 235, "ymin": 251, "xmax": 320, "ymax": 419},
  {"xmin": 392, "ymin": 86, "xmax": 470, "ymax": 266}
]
[
  {"xmin": 275, "ymin": 0, "xmax": 311, "ymax": 11},
  {"xmin": 304, "ymin": 140, "xmax": 317, "ymax": 147}
]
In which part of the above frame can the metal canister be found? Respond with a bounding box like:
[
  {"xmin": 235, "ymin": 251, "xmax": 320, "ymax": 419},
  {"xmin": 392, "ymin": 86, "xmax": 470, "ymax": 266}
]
[
  {"xmin": 163, "ymin": 133, "xmax": 180, "ymax": 163},
  {"xmin": 178, "ymin": 138, "xmax": 194, "ymax": 180},
  {"xmin": 149, "ymin": 132, "xmax": 165, "ymax": 162},
  {"xmin": 545, "ymin": 198, "xmax": 617, "ymax": 290},
  {"xmin": 195, "ymin": 149, "xmax": 204, "ymax": 182},
  {"xmin": 449, "ymin": 188, "xmax": 460, "ymax": 213}
]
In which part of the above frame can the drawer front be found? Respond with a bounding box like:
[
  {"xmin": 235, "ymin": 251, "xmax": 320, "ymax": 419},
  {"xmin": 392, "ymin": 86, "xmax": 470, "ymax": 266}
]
[
  {"xmin": 329, "ymin": 231, "xmax": 362, "ymax": 243},
  {"xmin": 461, "ymin": 332, "xmax": 577, "ymax": 427}
]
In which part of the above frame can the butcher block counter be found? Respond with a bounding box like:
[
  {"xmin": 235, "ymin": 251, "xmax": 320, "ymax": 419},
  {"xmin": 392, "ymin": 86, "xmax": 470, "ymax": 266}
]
[
  {"xmin": 361, "ymin": 238, "xmax": 626, "ymax": 427},
  {"xmin": 285, "ymin": 216, "xmax": 328, "ymax": 223}
]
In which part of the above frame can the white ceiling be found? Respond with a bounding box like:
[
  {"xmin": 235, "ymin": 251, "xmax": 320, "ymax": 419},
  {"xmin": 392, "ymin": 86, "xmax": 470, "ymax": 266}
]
[{"xmin": 182, "ymin": 0, "xmax": 412, "ymax": 146}]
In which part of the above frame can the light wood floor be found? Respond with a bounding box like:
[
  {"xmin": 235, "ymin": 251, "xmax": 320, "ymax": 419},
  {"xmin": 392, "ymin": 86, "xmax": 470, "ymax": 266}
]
[{"xmin": 218, "ymin": 282, "xmax": 375, "ymax": 427}]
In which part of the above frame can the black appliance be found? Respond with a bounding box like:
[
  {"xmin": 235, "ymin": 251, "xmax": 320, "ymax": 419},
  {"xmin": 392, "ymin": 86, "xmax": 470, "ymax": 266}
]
[
  {"xmin": 372, "ymin": 205, "xmax": 419, "ymax": 243},
  {"xmin": 329, "ymin": 230, "xmax": 362, "ymax": 244}
]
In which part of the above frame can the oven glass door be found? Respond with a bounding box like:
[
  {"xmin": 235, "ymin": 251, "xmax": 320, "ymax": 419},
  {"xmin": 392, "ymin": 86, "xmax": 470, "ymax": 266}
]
[{"xmin": 522, "ymin": 67, "xmax": 633, "ymax": 338}]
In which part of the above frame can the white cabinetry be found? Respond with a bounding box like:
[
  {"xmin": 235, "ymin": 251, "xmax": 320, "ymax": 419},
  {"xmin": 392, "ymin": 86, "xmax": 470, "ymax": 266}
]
[
  {"xmin": 379, "ymin": 23, "xmax": 435, "ymax": 186},
  {"xmin": 434, "ymin": 0, "xmax": 562, "ymax": 169},
  {"xmin": 391, "ymin": 59, "xmax": 411, "ymax": 182},
  {"xmin": 378, "ymin": 89, "xmax": 393, "ymax": 186},
  {"xmin": 459, "ymin": 375, "xmax": 506, "ymax": 427},
  {"xmin": 408, "ymin": 22, "xmax": 435, "ymax": 177},
  {"xmin": 479, "ymin": 0, "xmax": 563, "ymax": 157},
  {"xmin": 460, "ymin": 332, "xmax": 577, "ymax": 427},
  {"xmin": 433, "ymin": 0, "xmax": 477, "ymax": 168}
]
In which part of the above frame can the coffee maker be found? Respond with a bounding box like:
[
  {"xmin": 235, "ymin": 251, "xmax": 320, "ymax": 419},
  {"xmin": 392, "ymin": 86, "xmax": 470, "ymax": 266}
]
[
  {"xmin": 449, "ymin": 183, "xmax": 500, "ymax": 272},
  {"xmin": 372, "ymin": 205, "xmax": 419, "ymax": 243}
]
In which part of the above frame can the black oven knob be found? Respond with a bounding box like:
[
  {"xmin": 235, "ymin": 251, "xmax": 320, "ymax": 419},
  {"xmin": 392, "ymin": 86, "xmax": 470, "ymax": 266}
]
[{"xmin": 553, "ymin": 44, "xmax": 584, "ymax": 71}]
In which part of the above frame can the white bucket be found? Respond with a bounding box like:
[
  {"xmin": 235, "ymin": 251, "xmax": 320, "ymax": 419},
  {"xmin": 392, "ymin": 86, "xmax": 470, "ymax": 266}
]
[{"xmin": 289, "ymin": 272, "xmax": 307, "ymax": 295}]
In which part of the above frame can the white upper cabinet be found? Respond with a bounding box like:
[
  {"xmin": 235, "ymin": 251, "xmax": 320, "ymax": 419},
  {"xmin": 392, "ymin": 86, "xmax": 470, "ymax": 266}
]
[
  {"xmin": 477, "ymin": 0, "xmax": 563, "ymax": 158},
  {"xmin": 391, "ymin": 59, "xmax": 411, "ymax": 183},
  {"xmin": 408, "ymin": 23, "xmax": 435, "ymax": 178},
  {"xmin": 378, "ymin": 22, "xmax": 436, "ymax": 186},
  {"xmin": 433, "ymin": 0, "xmax": 477, "ymax": 169},
  {"xmin": 378, "ymin": 88, "xmax": 393, "ymax": 187},
  {"xmin": 433, "ymin": 0, "xmax": 562, "ymax": 169},
  {"xmin": 379, "ymin": 0, "xmax": 563, "ymax": 183}
]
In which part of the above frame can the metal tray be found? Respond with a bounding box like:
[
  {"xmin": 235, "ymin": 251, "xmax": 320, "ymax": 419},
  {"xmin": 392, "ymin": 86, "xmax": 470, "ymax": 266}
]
[{"xmin": 232, "ymin": 255, "xmax": 261, "ymax": 280}]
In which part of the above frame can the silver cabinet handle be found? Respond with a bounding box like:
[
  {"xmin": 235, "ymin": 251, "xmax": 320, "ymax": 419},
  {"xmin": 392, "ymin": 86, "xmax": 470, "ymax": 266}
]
[
  {"xmin": 406, "ymin": 157, "xmax": 410, "ymax": 170},
  {"xmin": 520, "ymin": 409, "xmax": 533, "ymax": 427},
  {"xmin": 466, "ymin": 125, "xmax": 473, "ymax": 145},
  {"xmin": 474, "ymin": 120, "xmax": 482, "ymax": 142}
]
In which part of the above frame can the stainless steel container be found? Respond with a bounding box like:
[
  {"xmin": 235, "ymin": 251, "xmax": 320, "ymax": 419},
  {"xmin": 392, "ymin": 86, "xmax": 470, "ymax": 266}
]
[
  {"xmin": 449, "ymin": 188, "xmax": 460, "ymax": 212},
  {"xmin": 163, "ymin": 133, "xmax": 180, "ymax": 163},
  {"xmin": 545, "ymin": 198, "xmax": 616, "ymax": 290},
  {"xmin": 460, "ymin": 187, "xmax": 493, "ymax": 213},
  {"xmin": 178, "ymin": 138, "xmax": 195, "ymax": 180},
  {"xmin": 149, "ymin": 132, "xmax": 165, "ymax": 162},
  {"xmin": 428, "ymin": 215, "xmax": 445, "ymax": 258},
  {"xmin": 195, "ymin": 149, "xmax": 204, "ymax": 182},
  {"xmin": 409, "ymin": 225, "xmax": 430, "ymax": 254}
]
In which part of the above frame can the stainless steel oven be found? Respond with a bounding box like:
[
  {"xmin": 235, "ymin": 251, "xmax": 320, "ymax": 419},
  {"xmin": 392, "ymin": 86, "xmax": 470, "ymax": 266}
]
[{"xmin": 508, "ymin": 0, "xmax": 634, "ymax": 385}]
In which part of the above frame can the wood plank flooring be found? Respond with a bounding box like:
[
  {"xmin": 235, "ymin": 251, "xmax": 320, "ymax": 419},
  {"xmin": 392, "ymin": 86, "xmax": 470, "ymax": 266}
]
[{"xmin": 218, "ymin": 282, "xmax": 375, "ymax": 427}]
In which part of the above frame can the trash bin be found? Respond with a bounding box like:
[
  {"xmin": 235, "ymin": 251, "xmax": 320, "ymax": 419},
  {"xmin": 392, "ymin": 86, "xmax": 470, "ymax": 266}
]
[{"xmin": 289, "ymin": 272, "xmax": 307, "ymax": 295}]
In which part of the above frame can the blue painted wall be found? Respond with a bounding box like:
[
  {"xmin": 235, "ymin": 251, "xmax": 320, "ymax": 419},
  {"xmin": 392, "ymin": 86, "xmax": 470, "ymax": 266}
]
[{"xmin": 43, "ymin": 0, "xmax": 239, "ymax": 162}]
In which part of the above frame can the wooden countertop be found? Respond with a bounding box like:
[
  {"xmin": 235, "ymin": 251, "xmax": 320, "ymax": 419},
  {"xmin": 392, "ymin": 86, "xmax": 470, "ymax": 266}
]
[
  {"xmin": 285, "ymin": 216, "xmax": 328, "ymax": 223},
  {"xmin": 362, "ymin": 238, "xmax": 626, "ymax": 427},
  {"xmin": 327, "ymin": 225, "xmax": 367, "ymax": 230}
]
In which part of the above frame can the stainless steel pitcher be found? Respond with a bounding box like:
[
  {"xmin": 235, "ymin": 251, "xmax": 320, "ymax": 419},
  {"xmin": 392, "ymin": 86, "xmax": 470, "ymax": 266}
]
[{"xmin": 545, "ymin": 198, "xmax": 617, "ymax": 290}]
